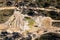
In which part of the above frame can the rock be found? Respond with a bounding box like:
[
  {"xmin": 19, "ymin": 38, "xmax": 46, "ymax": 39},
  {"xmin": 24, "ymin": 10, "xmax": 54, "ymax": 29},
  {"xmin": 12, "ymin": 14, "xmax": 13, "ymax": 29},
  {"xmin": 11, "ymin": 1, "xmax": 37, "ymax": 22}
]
[
  {"xmin": 40, "ymin": 32, "xmax": 60, "ymax": 40},
  {"xmin": 6, "ymin": 1, "xmax": 13, "ymax": 6},
  {"xmin": 26, "ymin": 35, "xmax": 32, "ymax": 40},
  {"xmin": 1, "ymin": 31, "xmax": 9, "ymax": 36},
  {"xmin": 4, "ymin": 37, "xmax": 13, "ymax": 40},
  {"xmin": 12, "ymin": 32, "xmax": 20, "ymax": 39}
]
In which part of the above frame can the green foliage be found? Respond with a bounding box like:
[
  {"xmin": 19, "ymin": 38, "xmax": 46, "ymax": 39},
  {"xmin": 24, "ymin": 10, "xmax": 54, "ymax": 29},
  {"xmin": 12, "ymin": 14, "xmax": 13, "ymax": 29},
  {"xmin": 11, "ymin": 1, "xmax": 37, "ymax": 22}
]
[{"xmin": 24, "ymin": 17, "xmax": 35, "ymax": 27}]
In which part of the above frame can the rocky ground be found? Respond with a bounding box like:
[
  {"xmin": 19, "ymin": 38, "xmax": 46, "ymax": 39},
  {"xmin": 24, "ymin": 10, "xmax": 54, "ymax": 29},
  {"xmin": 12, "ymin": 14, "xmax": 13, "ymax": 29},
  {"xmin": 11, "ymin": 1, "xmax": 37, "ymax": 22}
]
[{"xmin": 0, "ymin": 0, "xmax": 60, "ymax": 40}]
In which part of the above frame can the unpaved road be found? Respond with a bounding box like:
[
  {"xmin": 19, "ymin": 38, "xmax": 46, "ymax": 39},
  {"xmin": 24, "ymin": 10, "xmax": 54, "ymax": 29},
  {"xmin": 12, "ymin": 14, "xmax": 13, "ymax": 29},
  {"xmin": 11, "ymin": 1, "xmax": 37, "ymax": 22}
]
[
  {"xmin": 0, "ymin": 7, "xmax": 16, "ymax": 10},
  {"xmin": 0, "ymin": 6, "xmax": 60, "ymax": 12}
]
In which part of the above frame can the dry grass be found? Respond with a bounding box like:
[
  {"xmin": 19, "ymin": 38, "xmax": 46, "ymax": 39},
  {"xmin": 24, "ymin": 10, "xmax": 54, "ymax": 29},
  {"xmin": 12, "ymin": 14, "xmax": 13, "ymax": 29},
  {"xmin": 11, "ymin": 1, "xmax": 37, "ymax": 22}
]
[{"xmin": 0, "ymin": 9, "xmax": 14, "ymax": 24}]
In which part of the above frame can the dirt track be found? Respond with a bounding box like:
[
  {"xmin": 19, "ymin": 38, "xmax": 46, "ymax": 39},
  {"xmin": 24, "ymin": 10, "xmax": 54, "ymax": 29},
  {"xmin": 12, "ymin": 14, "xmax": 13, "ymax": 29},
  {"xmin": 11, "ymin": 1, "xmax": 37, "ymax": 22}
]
[{"xmin": 0, "ymin": 6, "xmax": 60, "ymax": 12}]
